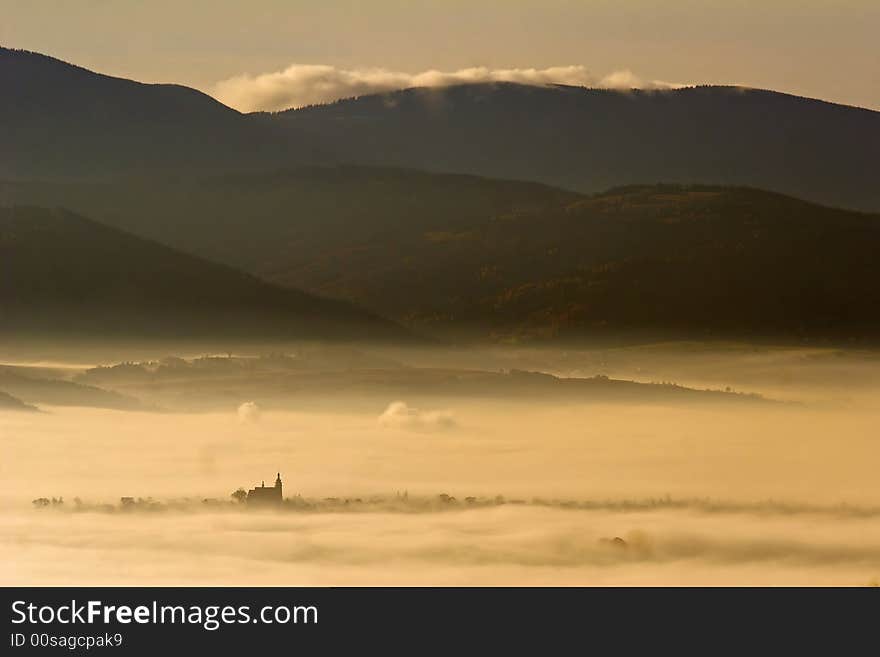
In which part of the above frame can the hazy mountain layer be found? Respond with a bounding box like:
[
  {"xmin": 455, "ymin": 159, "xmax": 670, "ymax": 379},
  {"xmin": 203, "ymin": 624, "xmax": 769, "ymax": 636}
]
[
  {"xmin": 0, "ymin": 367, "xmax": 141, "ymax": 410},
  {"xmin": 72, "ymin": 354, "xmax": 769, "ymax": 413},
  {"xmin": 0, "ymin": 390, "xmax": 38, "ymax": 412}
]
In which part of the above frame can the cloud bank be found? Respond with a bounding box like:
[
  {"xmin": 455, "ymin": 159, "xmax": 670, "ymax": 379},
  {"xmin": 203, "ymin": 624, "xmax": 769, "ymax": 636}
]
[
  {"xmin": 212, "ymin": 64, "xmax": 683, "ymax": 112},
  {"xmin": 236, "ymin": 401, "xmax": 260, "ymax": 423},
  {"xmin": 378, "ymin": 400, "xmax": 456, "ymax": 432},
  {"xmin": 7, "ymin": 505, "xmax": 880, "ymax": 586}
]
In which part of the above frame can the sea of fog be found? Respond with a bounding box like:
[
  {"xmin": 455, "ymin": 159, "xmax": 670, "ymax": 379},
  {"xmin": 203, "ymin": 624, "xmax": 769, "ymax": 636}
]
[{"xmin": 3, "ymin": 396, "xmax": 880, "ymax": 585}]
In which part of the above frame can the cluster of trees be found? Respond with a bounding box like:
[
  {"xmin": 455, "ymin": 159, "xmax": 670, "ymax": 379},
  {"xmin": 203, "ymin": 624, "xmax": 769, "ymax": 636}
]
[{"xmin": 32, "ymin": 497, "xmax": 64, "ymax": 507}]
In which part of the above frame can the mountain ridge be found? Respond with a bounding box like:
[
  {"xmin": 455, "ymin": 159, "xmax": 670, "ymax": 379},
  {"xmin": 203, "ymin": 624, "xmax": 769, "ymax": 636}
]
[
  {"xmin": 0, "ymin": 46, "xmax": 306, "ymax": 180},
  {"xmin": 0, "ymin": 47, "xmax": 240, "ymax": 112},
  {"xmin": 2, "ymin": 48, "xmax": 878, "ymax": 212},
  {"xmin": 275, "ymin": 81, "xmax": 880, "ymax": 119},
  {"xmin": 272, "ymin": 81, "xmax": 880, "ymax": 212}
]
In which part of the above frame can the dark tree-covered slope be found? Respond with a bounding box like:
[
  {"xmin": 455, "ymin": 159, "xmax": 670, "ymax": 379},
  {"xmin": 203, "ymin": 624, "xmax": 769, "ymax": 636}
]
[
  {"xmin": 8, "ymin": 174, "xmax": 880, "ymax": 343},
  {"xmin": 0, "ymin": 206, "xmax": 409, "ymax": 341}
]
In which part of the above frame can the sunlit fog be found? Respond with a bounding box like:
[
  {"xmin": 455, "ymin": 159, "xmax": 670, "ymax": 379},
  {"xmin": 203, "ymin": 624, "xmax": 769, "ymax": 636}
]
[{"xmin": 2, "ymin": 342, "xmax": 879, "ymax": 585}]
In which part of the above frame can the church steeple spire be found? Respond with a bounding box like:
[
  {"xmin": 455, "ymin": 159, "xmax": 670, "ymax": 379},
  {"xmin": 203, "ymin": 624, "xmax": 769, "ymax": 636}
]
[{"xmin": 247, "ymin": 472, "xmax": 283, "ymax": 506}]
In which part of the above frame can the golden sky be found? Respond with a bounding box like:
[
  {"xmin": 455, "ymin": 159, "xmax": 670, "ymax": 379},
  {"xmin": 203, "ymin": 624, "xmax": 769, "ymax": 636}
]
[{"xmin": 3, "ymin": 0, "xmax": 879, "ymax": 110}]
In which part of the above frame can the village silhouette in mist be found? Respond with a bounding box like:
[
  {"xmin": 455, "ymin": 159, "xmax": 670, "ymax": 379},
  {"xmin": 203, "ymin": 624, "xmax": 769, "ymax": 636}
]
[{"xmin": 31, "ymin": 473, "xmax": 880, "ymax": 522}]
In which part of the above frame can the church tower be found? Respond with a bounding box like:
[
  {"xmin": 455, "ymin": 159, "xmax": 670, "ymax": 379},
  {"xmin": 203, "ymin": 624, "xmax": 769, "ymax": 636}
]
[{"xmin": 246, "ymin": 472, "xmax": 284, "ymax": 506}]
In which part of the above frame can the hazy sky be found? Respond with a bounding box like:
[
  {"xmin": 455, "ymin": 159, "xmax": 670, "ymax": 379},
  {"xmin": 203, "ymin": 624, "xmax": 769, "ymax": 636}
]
[{"xmin": 3, "ymin": 0, "xmax": 879, "ymax": 110}]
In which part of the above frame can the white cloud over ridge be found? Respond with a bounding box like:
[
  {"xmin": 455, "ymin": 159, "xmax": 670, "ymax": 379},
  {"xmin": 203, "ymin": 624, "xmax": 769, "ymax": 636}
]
[{"xmin": 212, "ymin": 64, "xmax": 684, "ymax": 112}]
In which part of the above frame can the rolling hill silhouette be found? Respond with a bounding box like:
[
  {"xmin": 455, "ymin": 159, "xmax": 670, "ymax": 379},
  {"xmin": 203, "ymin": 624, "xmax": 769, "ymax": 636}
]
[
  {"xmin": 9, "ymin": 171, "xmax": 880, "ymax": 343},
  {"xmin": 3, "ymin": 167, "xmax": 579, "ymax": 273},
  {"xmin": 2, "ymin": 47, "xmax": 879, "ymax": 212},
  {"xmin": 0, "ymin": 206, "xmax": 409, "ymax": 341}
]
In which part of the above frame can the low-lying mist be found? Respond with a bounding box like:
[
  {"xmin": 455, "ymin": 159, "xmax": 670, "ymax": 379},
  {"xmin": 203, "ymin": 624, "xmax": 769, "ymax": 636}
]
[
  {"xmin": 2, "ymin": 341, "xmax": 880, "ymax": 585},
  {"xmin": 5, "ymin": 504, "xmax": 880, "ymax": 586}
]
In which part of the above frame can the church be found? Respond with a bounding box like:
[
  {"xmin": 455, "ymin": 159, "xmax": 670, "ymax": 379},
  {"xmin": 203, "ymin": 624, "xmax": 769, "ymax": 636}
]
[{"xmin": 247, "ymin": 473, "xmax": 283, "ymax": 506}]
